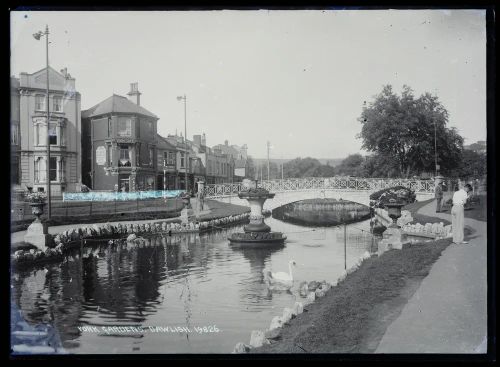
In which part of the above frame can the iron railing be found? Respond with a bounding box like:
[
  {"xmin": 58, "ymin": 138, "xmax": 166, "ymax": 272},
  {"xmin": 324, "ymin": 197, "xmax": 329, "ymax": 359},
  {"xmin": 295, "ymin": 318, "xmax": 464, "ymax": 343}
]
[{"xmin": 203, "ymin": 177, "xmax": 436, "ymax": 198}]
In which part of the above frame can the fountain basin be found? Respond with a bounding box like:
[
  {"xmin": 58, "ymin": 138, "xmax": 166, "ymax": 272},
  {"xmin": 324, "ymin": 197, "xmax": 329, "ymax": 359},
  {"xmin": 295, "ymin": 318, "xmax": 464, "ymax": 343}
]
[{"xmin": 228, "ymin": 231, "xmax": 287, "ymax": 245}]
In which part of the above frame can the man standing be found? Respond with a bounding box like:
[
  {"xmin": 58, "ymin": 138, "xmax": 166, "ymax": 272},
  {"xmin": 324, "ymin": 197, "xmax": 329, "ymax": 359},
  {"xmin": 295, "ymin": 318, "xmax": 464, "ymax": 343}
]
[
  {"xmin": 434, "ymin": 176, "xmax": 444, "ymax": 213},
  {"xmin": 451, "ymin": 183, "xmax": 472, "ymax": 244}
]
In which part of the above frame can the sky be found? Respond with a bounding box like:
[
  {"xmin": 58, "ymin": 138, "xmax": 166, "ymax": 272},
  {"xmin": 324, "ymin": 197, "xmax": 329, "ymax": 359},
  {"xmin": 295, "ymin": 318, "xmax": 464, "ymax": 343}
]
[{"xmin": 10, "ymin": 9, "xmax": 486, "ymax": 159}]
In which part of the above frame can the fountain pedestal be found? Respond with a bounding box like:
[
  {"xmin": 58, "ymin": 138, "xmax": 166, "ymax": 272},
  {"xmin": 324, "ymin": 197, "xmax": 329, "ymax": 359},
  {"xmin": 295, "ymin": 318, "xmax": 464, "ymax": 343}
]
[
  {"xmin": 380, "ymin": 200, "xmax": 407, "ymax": 250},
  {"xmin": 228, "ymin": 180, "xmax": 286, "ymax": 245},
  {"xmin": 24, "ymin": 203, "xmax": 52, "ymax": 249}
]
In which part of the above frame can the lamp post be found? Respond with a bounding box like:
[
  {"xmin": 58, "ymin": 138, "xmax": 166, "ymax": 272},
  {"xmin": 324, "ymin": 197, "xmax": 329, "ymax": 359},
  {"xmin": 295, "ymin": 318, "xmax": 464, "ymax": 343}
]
[
  {"xmin": 177, "ymin": 95, "xmax": 188, "ymax": 193},
  {"xmin": 163, "ymin": 159, "xmax": 166, "ymax": 192},
  {"xmin": 267, "ymin": 141, "xmax": 271, "ymax": 181},
  {"xmin": 434, "ymin": 119, "xmax": 438, "ymax": 177},
  {"xmin": 33, "ymin": 25, "xmax": 51, "ymax": 220}
]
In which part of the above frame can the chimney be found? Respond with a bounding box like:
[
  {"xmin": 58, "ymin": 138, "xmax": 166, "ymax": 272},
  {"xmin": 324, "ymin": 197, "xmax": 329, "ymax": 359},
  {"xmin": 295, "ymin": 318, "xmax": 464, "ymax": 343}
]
[
  {"xmin": 193, "ymin": 135, "xmax": 202, "ymax": 147},
  {"xmin": 127, "ymin": 82, "xmax": 142, "ymax": 106},
  {"xmin": 202, "ymin": 133, "xmax": 206, "ymax": 146}
]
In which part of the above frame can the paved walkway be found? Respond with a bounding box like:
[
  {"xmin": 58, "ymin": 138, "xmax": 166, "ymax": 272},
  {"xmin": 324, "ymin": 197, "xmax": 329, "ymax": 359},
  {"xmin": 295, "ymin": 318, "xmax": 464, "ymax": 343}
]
[
  {"xmin": 375, "ymin": 200, "xmax": 488, "ymax": 353},
  {"xmin": 11, "ymin": 199, "xmax": 210, "ymax": 245}
]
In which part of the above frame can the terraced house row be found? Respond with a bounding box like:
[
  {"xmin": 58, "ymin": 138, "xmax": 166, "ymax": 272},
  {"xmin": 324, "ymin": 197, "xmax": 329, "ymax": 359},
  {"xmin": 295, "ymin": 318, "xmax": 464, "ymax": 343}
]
[{"xmin": 10, "ymin": 67, "xmax": 249, "ymax": 197}]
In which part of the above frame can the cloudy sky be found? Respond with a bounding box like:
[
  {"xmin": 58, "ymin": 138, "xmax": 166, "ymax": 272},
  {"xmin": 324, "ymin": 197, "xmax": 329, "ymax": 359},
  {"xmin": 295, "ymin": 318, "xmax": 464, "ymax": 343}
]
[{"xmin": 11, "ymin": 9, "xmax": 486, "ymax": 159}]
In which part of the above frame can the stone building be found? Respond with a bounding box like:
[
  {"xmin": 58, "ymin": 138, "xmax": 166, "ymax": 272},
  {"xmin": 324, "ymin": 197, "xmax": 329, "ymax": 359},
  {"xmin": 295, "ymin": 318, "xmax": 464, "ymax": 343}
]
[
  {"xmin": 11, "ymin": 67, "xmax": 82, "ymax": 196},
  {"xmin": 164, "ymin": 133, "xmax": 205, "ymax": 192},
  {"xmin": 212, "ymin": 140, "xmax": 248, "ymax": 181},
  {"xmin": 81, "ymin": 83, "xmax": 158, "ymax": 192}
]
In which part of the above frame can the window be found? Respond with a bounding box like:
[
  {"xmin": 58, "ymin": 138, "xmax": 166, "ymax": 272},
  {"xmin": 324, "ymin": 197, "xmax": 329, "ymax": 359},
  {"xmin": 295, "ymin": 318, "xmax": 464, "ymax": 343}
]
[
  {"xmin": 48, "ymin": 123, "xmax": 57, "ymax": 145},
  {"xmin": 106, "ymin": 145, "xmax": 112, "ymax": 166},
  {"xmin": 49, "ymin": 157, "xmax": 57, "ymax": 181},
  {"xmin": 136, "ymin": 143, "xmax": 141, "ymax": 166},
  {"xmin": 119, "ymin": 145, "xmax": 131, "ymax": 167},
  {"xmin": 35, "ymin": 95, "xmax": 46, "ymax": 111},
  {"xmin": 180, "ymin": 152, "xmax": 185, "ymax": 168},
  {"xmin": 149, "ymin": 147, "xmax": 154, "ymax": 166},
  {"xmin": 36, "ymin": 124, "xmax": 46, "ymax": 146},
  {"xmin": 53, "ymin": 96, "xmax": 62, "ymax": 112},
  {"xmin": 163, "ymin": 152, "xmax": 168, "ymax": 166},
  {"xmin": 35, "ymin": 157, "xmax": 46, "ymax": 182},
  {"xmin": 107, "ymin": 118, "xmax": 112, "ymax": 137},
  {"xmin": 168, "ymin": 151, "xmax": 176, "ymax": 165},
  {"xmin": 117, "ymin": 118, "xmax": 132, "ymax": 137},
  {"xmin": 11, "ymin": 125, "xmax": 19, "ymax": 145},
  {"xmin": 148, "ymin": 121, "xmax": 153, "ymax": 135}
]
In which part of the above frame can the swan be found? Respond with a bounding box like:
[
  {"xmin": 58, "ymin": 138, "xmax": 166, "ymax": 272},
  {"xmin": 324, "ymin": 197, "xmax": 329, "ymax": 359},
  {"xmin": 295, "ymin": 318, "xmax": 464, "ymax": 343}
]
[{"xmin": 265, "ymin": 260, "xmax": 296, "ymax": 290}]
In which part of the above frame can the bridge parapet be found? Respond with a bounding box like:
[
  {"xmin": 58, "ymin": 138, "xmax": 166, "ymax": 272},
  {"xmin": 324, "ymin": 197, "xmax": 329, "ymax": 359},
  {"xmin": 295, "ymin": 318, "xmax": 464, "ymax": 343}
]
[{"xmin": 204, "ymin": 177, "xmax": 435, "ymax": 199}]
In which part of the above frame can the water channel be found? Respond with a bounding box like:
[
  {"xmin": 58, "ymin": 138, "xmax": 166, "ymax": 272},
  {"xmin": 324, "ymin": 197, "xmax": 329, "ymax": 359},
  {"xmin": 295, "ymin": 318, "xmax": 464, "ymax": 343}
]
[{"xmin": 11, "ymin": 216, "xmax": 381, "ymax": 354}]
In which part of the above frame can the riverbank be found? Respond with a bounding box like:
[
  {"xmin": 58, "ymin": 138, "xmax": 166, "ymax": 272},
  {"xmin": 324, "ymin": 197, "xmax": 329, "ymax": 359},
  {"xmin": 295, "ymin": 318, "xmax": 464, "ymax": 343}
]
[
  {"xmin": 11, "ymin": 199, "xmax": 250, "ymax": 255},
  {"xmin": 250, "ymin": 238, "xmax": 452, "ymax": 353},
  {"xmin": 251, "ymin": 198, "xmax": 487, "ymax": 353}
]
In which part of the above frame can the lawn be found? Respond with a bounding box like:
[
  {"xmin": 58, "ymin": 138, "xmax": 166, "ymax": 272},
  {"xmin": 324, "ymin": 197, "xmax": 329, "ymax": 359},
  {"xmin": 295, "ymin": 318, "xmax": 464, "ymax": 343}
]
[{"xmin": 251, "ymin": 238, "xmax": 452, "ymax": 353}]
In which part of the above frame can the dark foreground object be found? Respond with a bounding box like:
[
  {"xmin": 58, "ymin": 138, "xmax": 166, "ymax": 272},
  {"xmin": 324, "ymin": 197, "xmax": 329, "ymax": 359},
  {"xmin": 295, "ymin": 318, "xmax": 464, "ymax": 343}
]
[{"xmin": 250, "ymin": 238, "xmax": 452, "ymax": 353}]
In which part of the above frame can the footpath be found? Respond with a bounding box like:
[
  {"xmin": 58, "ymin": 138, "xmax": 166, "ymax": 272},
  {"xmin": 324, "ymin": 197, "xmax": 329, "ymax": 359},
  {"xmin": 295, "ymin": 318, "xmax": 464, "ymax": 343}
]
[{"xmin": 375, "ymin": 200, "xmax": 488, "ymax": 353}]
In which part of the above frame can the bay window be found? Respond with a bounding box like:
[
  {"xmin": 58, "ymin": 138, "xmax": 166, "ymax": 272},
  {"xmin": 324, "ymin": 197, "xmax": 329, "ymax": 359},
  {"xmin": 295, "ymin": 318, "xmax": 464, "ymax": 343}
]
[
  {"xmin": 119, "ymin": 145, "xmax": 131, "ymax": 167},
  {"xmin": 49, "ymin": 157, "xmax": 57, "ymax": 181},
  {"xmin": 48, "ymin": 123, "xmax": 57, "ymax": 145},
  {"xmin": 117, "ymin": 118, "xmax": 132, "ymax": 137}
]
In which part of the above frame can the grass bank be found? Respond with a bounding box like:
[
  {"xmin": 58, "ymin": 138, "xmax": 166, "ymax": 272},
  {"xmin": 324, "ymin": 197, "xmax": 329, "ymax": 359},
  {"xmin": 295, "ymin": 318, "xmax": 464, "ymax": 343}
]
[{"xmin": 251, "ymin": 238, "xmax": 452, "ymax": 353}]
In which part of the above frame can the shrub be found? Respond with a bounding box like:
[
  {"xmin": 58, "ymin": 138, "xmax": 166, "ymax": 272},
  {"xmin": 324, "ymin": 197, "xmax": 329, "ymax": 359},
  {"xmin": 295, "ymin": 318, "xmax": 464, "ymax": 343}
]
[{"xmin": 369, "ymin": 186, "xmax": 416, "ymax": 209}]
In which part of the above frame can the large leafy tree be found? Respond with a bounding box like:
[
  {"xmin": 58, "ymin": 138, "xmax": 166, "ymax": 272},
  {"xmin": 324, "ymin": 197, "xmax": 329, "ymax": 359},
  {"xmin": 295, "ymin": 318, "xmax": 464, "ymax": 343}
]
[{"xmin": 358, "ymin": 85, "xmax": 463, "ymax": 178}]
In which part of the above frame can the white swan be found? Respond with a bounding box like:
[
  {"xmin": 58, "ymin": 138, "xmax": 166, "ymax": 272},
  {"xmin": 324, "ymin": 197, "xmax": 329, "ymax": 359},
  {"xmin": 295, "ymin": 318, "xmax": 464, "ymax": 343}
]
[{"xmin": 265, "ymin": 260, "xmax": 296, "ymax": 290}]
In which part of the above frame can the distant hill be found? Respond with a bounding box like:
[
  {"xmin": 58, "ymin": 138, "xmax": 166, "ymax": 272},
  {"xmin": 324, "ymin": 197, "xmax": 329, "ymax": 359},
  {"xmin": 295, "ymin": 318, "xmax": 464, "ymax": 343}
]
[{"xmin": 252, "ymin": 158, "xmax": 343, "ymax": 167}]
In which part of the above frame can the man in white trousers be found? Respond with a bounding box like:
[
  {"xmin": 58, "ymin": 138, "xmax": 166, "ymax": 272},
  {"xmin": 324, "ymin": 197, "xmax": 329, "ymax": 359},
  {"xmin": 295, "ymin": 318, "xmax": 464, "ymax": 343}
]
[{"xmin": 451, "ymin": 183, "xmax": 472, "ymax": 244}]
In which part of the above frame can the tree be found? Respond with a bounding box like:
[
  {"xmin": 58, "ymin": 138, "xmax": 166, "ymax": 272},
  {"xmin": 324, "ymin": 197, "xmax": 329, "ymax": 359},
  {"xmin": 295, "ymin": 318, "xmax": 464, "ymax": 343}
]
[
  {"xmin": 449, "ymin": 150, "xmax": 486, "ymax": 179},
  {"xmin": 335, "ymin": 153, "xmax": 365, "ymax": 176},
  {"xmin": 358, "ymin": 85, "xmax": 464, "ymax": 178},
  {"xmin": 361, "ymin": 153, "xmax": 400, "ymax": 178}
]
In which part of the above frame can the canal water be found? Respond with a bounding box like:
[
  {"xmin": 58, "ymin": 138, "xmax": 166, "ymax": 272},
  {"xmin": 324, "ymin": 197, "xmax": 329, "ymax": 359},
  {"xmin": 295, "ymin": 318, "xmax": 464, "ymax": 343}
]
[{"xmin": 11, "ymin": 217, "xmax": 379, "ymax": 354}]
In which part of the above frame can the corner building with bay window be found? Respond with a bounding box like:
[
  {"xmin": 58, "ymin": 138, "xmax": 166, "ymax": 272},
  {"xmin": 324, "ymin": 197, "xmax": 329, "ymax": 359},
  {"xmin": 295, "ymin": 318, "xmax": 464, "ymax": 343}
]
[
  {"xmin": 81, "ymin": 83, "xmax": 158, "ymax": 192},
  {"xmin": 11, "ymin": 67, "xmax": 82, "ymax": 196}
]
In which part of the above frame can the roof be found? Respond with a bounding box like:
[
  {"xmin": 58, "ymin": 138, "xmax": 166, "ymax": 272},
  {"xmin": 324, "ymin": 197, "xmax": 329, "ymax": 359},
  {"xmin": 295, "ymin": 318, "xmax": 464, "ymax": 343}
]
[
  {"xmin": 156, "ymin": 134, "xmax": 177, "ymax": 150},
  {"xmin": 82, "ymin": 94, "xmax": 158, "ymax": 119}
]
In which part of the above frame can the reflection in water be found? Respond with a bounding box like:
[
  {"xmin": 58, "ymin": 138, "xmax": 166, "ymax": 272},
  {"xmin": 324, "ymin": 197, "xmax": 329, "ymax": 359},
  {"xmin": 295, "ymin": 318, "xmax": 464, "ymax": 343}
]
[
  {"xmin": 11, "ymin": 219, "xmax": 380, "ymax": 353},
  {"xmin": 273, "ymin": 198, "xmax": 371, "ymax": 226}
]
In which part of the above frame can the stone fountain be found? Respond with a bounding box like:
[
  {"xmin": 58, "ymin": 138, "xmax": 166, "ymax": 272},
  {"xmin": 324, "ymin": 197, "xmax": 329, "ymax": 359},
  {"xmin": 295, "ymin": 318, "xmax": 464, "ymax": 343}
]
[{"xmin": 228, "ymin": 180, "xmax": 286, "ymax": 245}]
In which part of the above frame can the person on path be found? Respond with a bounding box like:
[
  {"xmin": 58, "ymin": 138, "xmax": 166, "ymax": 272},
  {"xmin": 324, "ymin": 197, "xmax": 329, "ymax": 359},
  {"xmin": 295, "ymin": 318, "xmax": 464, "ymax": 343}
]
[
  {"xmin": 434, "ymin": 177, "xmax": 444, "ymax": 213},
  {"xmin": 451, "ymin": 183, "xmax": 472, "ymax": 244}
]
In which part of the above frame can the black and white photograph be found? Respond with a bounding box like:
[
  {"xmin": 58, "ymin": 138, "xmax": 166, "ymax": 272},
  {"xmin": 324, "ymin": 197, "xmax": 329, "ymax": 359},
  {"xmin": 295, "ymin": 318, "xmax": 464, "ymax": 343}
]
[{"xmin": 9, "ymin": 7, "xmax": 493, "ymax": 358}]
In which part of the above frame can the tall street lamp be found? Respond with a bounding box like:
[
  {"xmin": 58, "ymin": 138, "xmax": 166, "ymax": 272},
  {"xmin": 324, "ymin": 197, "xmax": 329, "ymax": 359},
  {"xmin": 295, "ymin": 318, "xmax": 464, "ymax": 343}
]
[
  {"xmin": 433, "ymin": 119, "xmax": 439, "ymax": 177},
  {"xmin": 163, "ymin": 159, "xmax": 166, "ymax": 191},
  {"xmin": 176, "ymin": 95, "xmax": 188, "ymax": 193},
  {"xmin": 33, "ymin": 25, "xmax": 51, "ymax": 220}
]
